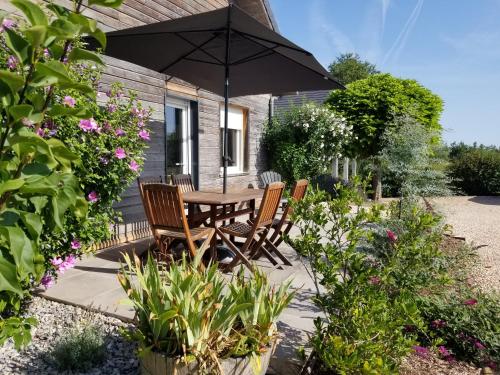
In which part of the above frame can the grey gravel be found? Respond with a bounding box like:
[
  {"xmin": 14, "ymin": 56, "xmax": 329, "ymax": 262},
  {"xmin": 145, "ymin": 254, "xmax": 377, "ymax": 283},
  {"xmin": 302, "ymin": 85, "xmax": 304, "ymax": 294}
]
[
  {"xmin": 0, "ymin": 296, "xmax": 139, "ymax": 375},
  {"xmin": 430, "ymin": 196, "xmax": 500, "ymax": 292}
]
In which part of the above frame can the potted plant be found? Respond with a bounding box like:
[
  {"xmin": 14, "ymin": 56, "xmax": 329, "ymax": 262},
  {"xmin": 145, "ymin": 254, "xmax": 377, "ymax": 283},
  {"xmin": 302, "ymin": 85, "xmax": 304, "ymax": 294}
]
[{"xmin": 118, "ymin": 252, "xmax": 294, "ymax": 375}]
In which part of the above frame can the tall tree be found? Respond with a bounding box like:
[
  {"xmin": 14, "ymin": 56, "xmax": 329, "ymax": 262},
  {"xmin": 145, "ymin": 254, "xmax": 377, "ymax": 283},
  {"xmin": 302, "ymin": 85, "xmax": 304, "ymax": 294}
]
[
  {"xmin": 326, "ymin": 74, "xmax": 444, "ymax": 199},
  {"xmin": 328, "ymin": 53, "xmax": 379, "ymax": 85}
]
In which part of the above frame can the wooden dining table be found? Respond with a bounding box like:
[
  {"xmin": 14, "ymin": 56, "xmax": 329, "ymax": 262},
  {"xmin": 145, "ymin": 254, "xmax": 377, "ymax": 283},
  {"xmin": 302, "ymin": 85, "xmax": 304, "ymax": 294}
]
[{"xmin": 182, "ymin": 189, "xmax": 264, "ymax": 258}]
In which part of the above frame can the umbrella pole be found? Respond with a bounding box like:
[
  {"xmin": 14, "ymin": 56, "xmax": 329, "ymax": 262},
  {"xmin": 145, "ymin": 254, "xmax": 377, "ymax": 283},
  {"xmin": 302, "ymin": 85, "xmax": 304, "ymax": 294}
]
[{"xmin": 222, "ymin": 4, "xmax": 232, "ymax": 194}]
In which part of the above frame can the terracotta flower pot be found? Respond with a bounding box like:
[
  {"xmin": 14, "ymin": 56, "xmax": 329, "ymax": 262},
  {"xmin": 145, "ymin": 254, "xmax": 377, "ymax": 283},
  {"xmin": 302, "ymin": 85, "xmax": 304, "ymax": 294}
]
[{"xmin": 140, "ymin": 342, "xmax": 275, "ymax": 375}]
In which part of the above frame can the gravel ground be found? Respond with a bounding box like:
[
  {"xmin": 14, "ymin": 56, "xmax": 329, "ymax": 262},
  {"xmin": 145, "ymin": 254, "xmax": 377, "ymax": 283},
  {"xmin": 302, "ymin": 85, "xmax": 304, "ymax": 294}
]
[
  {"xmin": 430, "ymin": 196, "xmax": 500, "ymax": 292},
  {"xmin": 0, "ymin": 297, "xmax": 138, "ymax": 375},
  {"xmin": 400, "ymin": 353, "xmax": 481, "ymax": 375}
]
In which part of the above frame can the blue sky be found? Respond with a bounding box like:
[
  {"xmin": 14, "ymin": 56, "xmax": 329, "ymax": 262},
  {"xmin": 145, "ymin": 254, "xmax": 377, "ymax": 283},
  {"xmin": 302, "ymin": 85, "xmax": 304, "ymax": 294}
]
[{"xmin": 269, "ymin": 0, "xmax": 500, "ymax": 146}]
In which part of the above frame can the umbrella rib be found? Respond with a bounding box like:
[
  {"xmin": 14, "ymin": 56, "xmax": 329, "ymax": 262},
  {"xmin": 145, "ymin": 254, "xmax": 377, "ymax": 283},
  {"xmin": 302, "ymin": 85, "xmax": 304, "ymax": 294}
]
[
  {"xmin": 159, "ymin": 33, "xmax": 222, "ymax": 73},
  {"xmin": 175, "ymin": 32, "xmax": 225, "ymax": 65},
  {"xmin": 230, "ymin": 49, "xmax": 276, "ymax": 66},
  {"xmin": 184, "ymin": 57, "xmax": 223, "ymax": 66},
  {"xmin": 234, "ymin": 30, "xmax": 339, "ymax": 86},
  {"xmin": 234, "ymin": 30, "xmax": 312, "ymax": 56}
]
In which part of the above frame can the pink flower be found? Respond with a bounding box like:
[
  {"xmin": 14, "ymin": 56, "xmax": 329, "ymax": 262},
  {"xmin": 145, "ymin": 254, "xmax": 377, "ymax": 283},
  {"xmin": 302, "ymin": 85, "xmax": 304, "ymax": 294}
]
[
  {"xmin": 0, "ymin": 18, "xmax": 15, "ymax": 32},
  {"xmin": 102, "ymin": 122, "xmax": 112, "ymax": 132},
  {"xmin": 368, "ymin": 276, "xmax": 381, "ymax": 285},
  {"xmin": 115, "ymin": 147, "xmax": 126, "ymax": 159},
  {"xmin": 438, "ymin": 346, "xmax": 451, "ymax": 358},
  {"xmin": 63, "ymin": 95, "xmax": 76, "ymax": 107},
  {"xmin": 87, "ymin": 191, "xmax": 99, "ymax": 203},
  {"xmin": 138, "ymin": 130, "xmax": 150, "ymax": 141},
  {"xmin": 474, "ymin": 340, "xmax": 486, "ymax": 350},
  {"xmin": 107, "ymin": 103, "xmax": 117, "ymax": 113},
  {"xmin": 40, "ymin": 274, "xmax": 54, "ymax": 289},
  {"xmin": 51, "ymin": 257, "xmax": 63, "ymax": 267},
  {"xmin": 70, "ymin": 239, "xmax": 81, "ymax": 250},
  {"xmin": 463, "ymin": 298, "xmax": 478, "ymax": 306},
  {"xmin": 129, "ymin": 160, "xmax": 139, "ymax": 172},
  {"xmin": 430, "ymin": 319, "xmax": 446, "ymax": 329},
  {"xmin": 36, "ymin": 128, "xmax": 45, "ymax": 137},
  {"xmin": 22, "ymin": 118, "xmax": 34, "ymax": 127},
  {"xmin": 79, "ymin": 118, "xmax": 99, "ymax": 132},
  {"xmin": 386, "ymin": 229, "xmax": 397, "ymax": 243},
  {"xmin": 137, "ymin": 120, "xmax": 145, "ymax": 127},
  {"xmin": 59, "ymin": 255, "xmax": 76, "ymax": 272},
  {"xmin": 115, "ymin": 128, "xmax": 126, "ymax": 136},
  {"xmin": 412, "ymin": 345, "xmax": 429, "ymax": 358},
  {"xmin": 7, "ymin": 55, "xmax": 17, "ymax": 70},
  {"xmin": 43, "ymin": 48, "xmax": 51, "ymax": 58}
]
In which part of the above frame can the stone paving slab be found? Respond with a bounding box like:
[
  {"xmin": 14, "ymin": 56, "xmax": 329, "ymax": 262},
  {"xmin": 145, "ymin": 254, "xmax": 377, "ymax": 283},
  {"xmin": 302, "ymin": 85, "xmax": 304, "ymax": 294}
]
[{"xmin": 37, "ymin": 236, "xmax": 319, "ymax": 375}]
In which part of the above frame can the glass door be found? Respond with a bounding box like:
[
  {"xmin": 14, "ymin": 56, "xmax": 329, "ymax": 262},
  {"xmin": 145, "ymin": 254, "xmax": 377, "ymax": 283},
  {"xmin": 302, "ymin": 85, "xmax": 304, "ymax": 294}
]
[{"xmin": 166, "ymin": 97, "xmax": 191, "ymax": 179}]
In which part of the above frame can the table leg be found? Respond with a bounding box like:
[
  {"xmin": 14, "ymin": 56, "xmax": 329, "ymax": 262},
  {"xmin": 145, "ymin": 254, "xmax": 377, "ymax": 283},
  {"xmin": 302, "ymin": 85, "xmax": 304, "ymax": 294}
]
[
  {"xmin": 187, "ymin": 203, "xmax": 194, "ymax": 226},
  {"xmin": 249, "ymin": 199, "xmax": 256, "ymax": 221},
  {"xmin": 230, "ymin": 203, "xmax": 236, "ymax": 243},
  {"xmin": 210, "ymin": 205, "xmax": 217, "ymax": 261}
]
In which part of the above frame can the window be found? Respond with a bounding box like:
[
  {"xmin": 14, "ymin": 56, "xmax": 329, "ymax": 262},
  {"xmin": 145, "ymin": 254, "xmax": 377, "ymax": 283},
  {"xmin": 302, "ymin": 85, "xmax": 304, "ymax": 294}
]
[{"xmin": 220, "ymin": 105, "xmax": 247, "ymax": 174}]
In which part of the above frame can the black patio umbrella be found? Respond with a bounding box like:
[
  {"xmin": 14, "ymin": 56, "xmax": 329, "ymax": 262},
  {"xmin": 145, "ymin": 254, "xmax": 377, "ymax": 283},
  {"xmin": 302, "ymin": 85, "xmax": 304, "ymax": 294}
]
[{"xmin": 88, "ymin": 3, "xmax": 343, "ymax": 192}]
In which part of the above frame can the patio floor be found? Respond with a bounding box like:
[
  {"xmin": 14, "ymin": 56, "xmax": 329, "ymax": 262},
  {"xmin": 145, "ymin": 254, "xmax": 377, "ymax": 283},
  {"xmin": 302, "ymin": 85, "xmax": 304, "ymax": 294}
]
[{"xmin": 37, "ymin": 230, "xmax": 320, "ymax": 375}]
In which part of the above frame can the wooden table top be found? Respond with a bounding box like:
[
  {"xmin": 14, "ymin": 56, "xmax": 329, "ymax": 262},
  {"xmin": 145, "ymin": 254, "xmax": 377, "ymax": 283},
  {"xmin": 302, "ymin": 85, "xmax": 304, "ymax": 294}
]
[{"xmin": 182, "ymin": 189, "xmax": 264, "ymax": 205}]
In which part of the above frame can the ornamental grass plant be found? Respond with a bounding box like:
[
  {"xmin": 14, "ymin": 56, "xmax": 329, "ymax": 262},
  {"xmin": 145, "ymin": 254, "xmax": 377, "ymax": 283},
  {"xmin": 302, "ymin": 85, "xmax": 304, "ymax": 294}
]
[{"xmin": 118, "ymin": 252, "xmax": 294, "ymax": 374}]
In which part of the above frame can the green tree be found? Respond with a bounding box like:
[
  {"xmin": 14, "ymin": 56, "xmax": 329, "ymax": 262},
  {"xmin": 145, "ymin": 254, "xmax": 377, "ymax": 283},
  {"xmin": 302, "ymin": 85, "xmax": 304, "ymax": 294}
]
[
  {"xmin": 326, "ymin": 74, "xmax": 444, "ymax": 199},
  {"xmin": 328, "ymin": 53, "xmax": 379, "ymax": 85}
]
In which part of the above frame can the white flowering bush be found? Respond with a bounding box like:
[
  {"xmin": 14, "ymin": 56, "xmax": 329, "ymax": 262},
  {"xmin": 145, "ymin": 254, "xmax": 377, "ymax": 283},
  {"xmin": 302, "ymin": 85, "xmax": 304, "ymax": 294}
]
[{"xmin": 264, "ymin": 103, "xmax": 352, "ymax": 182}]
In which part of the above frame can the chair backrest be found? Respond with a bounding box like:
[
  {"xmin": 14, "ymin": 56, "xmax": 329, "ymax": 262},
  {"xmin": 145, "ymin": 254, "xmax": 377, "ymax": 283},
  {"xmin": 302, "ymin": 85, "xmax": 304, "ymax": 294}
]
[
  {"xmin": 258, "ymin": 171, "xmax": 282, "ymax": 188},
  {"xmin": 171, "ymin": 174, "xmax": 195, "ymax": 194},
  {"xmin": 141, "ymin": 183, "xmax": 187, "ymax": 231},
  {"xmin": 283, "ymin": 179, "xmax": 309, "ymax": 218},
  {"xmin": 254, "ymin": 182, "xmax": 285, "ymax": 227}
]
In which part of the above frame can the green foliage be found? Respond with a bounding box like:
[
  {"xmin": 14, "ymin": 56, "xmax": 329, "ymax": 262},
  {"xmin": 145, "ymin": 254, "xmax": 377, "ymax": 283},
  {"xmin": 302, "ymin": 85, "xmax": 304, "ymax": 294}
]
[
  {"xmin": 417, "ymin": 289, "xmax": 500, "ymax": 367},
  {"xmin": 263, "ymin": 103, "xmax": 352, "ymax": 182},
  {"xmin": 118, "ymin": 253, "xmax": 293, "ymax": 374},
  {"xmin": 50, "ymin": 323, "xmax": 106, "ymax": 372},
  {"xmin": 290, "ymin": 185, "xmax": 423, "ymax": 373},
  {"xmin": 448, "ymin": 142, "xmax": 500, "ymax": 195},
  {"xmin": 0, "ymin": 0, "xmax": 124, "ymax": 348},
  {"xmin": 326, "ymin": 74, "xmax": 444, "ymax": 158},
  {"xmin": 378, "ymin": 114, "xmax": 451, "ymax": 197},
  {"xmin": 290, "ymin": 184, "xmax": 454, "ymax": 373},
  {"xmin": 41, "ymin": 77, "xmax": 151, "ymax": 263},
  {"xmin": 328, "ymin": 52, "xmax": 379, "ymax": 85}
]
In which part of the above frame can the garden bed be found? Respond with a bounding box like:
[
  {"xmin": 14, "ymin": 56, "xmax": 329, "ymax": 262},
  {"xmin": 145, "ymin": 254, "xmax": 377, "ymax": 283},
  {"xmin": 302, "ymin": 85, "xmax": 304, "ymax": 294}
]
[{"xmin": 0, "ymin": 297, "xmax": 138, "ymax": 375}]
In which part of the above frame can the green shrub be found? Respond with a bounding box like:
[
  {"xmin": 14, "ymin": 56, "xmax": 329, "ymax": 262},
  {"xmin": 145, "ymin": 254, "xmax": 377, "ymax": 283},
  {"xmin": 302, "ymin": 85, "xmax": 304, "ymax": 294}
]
[
  {"xmin": 263, "ymin": 103, "xmax": 352, "ymax": 182},
  {"xmin": 378, "ymin": 114, "xmax": 451, "ymax": 197},
  {"xmin": 118, "ymin": 252, "xmax": 293, "ymax": 374},
  {"xmin": 289, "ymin": 184, "xmax": 425, "ymax": 374},
  {"xmin": 50, "ymin": 323, "xmax": 106, "ymax": 372},
  {"xmin": 448, "ymin": 143, "xmax": 500, "ymax": 195},
  {"xmin": 41, "ymin": 79, "xmax": 151, "ymax": 268},
  {"xmin": 0, "ymin": 0, "xmax": 121, "ymax": 348},
  {"xmin": 417, "ymin": 290, "xmax": 500, "ymax": 368}
]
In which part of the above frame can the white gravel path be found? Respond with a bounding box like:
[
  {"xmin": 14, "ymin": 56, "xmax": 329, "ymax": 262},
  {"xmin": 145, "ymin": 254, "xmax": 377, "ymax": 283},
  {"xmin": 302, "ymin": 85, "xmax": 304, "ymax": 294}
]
[{"xmin": 430, "ymin": 196, "xmax": 500, "ymax": 292}]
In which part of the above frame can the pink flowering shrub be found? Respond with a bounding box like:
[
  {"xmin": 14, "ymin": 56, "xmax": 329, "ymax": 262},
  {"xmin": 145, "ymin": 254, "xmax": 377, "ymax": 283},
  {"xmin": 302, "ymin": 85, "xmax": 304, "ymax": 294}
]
[{"xmin": 40, "ymin": 76, "xmax": 151, "ymax": 269}]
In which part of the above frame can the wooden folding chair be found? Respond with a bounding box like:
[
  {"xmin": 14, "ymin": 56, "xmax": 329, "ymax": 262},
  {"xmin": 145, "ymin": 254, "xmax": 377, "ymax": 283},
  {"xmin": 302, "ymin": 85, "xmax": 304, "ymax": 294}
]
[
  {"xmin": 140, "ymin": 183, "xmax": 214, "ymax": 263},
  {"xmin": 215, "ymin": 182, "xmax": 285, "ymax": 272},
  {"xmin": 261, "ymin": 179, "xmax": 309, "ymax": 266}
]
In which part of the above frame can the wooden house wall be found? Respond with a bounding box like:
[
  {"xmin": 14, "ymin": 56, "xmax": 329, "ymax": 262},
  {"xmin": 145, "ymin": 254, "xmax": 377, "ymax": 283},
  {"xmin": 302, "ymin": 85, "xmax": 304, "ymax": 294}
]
[{"xmin": 0, "ymin": 0, "xmax": 271, "ymax": 241}]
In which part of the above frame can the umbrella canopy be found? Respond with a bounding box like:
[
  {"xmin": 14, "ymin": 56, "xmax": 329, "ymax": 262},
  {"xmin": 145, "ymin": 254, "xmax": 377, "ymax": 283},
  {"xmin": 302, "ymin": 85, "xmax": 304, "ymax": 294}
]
[{"xmin": 88, "ymin": 4, "xmax": 343, "ymax": 191}]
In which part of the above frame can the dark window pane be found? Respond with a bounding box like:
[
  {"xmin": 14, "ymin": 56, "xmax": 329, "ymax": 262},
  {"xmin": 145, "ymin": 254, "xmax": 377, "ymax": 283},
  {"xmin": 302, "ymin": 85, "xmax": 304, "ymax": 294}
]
[
  {"xmin": 166, "ymin": 106, "xmax": 183, "ymax": 176},
  {"xmin": 220, "ymin": 129, "xmax": 238, "ymax": 167}
]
